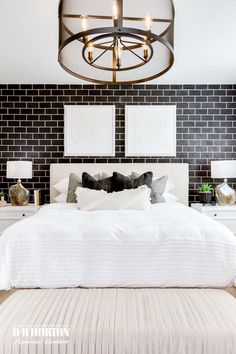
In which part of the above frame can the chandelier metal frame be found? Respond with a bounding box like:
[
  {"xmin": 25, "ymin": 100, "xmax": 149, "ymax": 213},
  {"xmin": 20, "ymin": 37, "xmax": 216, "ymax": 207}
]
[{"xmin": 58, "ymin": 0, "xmax": 175, "ymax": 84}]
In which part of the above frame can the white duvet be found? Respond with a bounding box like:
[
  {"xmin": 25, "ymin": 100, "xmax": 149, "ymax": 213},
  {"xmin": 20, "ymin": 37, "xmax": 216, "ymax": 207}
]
[{"xmin": 0, "ymin": 203, "xmax": 236, "ymax": 290}]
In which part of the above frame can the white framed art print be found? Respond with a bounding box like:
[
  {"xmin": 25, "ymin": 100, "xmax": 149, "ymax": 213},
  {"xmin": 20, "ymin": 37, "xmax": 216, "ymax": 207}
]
[
  {"xmin": 125, "ymin": 105, "xmax": 176, "ymax": 156},
  {"xmin": 64, "ymin": 105, "xmax": 115, "ymax": 156}
]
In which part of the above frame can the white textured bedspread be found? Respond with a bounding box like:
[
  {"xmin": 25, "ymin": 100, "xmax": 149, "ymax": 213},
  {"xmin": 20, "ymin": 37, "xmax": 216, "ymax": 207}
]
[
  {"xmin": 0, "ymin": 289, "xmax": 236, "ymax": 354},
  {"xmin": 0, "ymin": 203, "xmax": 236, "ymax": 289}
]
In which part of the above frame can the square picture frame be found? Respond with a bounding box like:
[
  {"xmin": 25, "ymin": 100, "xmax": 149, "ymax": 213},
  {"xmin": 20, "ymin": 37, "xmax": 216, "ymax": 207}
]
[
  {"xmin": 64, "ymin": 105, "xmax": 115, "ymax": 156},
  {"xmin": 125, "ymin": 105, "xmax": 176, "ymax": 157}
]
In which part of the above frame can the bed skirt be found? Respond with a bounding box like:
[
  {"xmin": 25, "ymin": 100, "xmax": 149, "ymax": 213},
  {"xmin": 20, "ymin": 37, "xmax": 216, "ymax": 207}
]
[{"xmin": 0, "ymin": 288, "xmax": 236, "ymax": 354}]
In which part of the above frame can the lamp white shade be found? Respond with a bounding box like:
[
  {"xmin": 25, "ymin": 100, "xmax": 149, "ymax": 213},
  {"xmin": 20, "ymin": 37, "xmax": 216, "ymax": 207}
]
[
  {"xmin": 7, "ymin": 161, "xmax": 32, "ymax": 179},
  {"xmin": 211, "ymin": 160, "xmax": 236, "ymax": 179}
]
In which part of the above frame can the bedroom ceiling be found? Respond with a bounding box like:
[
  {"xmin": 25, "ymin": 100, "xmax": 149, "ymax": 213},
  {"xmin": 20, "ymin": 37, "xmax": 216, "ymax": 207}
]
[{"xmin": 0, "ymin": 0, "xmax": 236, "ymax": 84}]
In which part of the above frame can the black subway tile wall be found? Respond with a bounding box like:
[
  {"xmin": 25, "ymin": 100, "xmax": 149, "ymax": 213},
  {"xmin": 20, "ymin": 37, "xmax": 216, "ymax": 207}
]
[{"xmin": 0, "ymin": 84, "xmax": 236, "ymax": 203}]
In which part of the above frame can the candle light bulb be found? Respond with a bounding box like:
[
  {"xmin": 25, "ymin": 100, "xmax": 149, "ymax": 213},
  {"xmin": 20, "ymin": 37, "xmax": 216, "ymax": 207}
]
[
  {"xmin": 88, "ymin": 42, "xmax": 93, "ymax": 63},
  {"xmin": 115, "ymin": 43, "xmax": 122, "ymax": 69},
  {"xmin": 81, "ymin": 15, "xmax": 87, "ymax": 31},
  {"xmin": 142, "ymin": 43, "xmax": 148, "ymax": 61},
  {"xmin": 113, "ymin": 0, "xmax": 118, "ymax": 20},
  {"xmin": 145, "ymin": 12, "xmax": 151, "ymax": 31}
]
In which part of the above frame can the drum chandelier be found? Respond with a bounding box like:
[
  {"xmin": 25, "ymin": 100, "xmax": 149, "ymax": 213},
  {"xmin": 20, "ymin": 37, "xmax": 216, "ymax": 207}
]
[{"xmin": 58, "ymin": 0, "xmax": 174, "ymax": 84}]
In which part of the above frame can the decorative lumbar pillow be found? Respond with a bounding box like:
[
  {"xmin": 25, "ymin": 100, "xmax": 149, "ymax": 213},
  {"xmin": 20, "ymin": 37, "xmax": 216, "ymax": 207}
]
[
  {"xmin": 112, "ymin": 171, "xmax": 153, "ymax": 192},
  {"xmin": 82, "ymin": 172, "xmax": 113, "ymax": 193},
  {"xmin": 76, "ymin": 185, "xmax": 151, "ymax": 211},
  {"xmin": 131, "ymin": 172, "xmax": 168, "ymax": 203},
  {"xmin": 76, "ymin": 188, "xmax": 107, "ymax": 209}
]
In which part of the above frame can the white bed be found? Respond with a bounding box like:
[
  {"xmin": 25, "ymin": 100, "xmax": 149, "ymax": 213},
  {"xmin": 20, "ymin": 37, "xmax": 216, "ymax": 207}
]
[
  {"xmin": 1, "ymin": 163, "xmax": 236, "ymax": 353},
  {"xmin": 0, "ymin": 162, "xmax": 236, "ymax": 290},
  {"xmin": 0, "ymin": 202, "xmax": 236, "ymax": 290}
]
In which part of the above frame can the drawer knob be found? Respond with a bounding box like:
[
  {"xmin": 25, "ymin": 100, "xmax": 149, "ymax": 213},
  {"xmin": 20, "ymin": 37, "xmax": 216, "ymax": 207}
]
[
  {"xmin": 22, "ymin": 213, "xmax": 25, "ymax": 217},
  {"xmin": 214, "ymin": 213, "xmax": 217, "ymax": 217}
]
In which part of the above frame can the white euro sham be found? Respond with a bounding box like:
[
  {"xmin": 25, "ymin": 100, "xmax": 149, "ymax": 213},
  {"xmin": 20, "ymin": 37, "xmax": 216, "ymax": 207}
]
[
  {"xmin": 53, "ymin": 173, "xmax": 110, "ymax": 195},
  {"xmin": 163, "ymin": 192, "xmax": 178, "ymax": 203},
  {"xmin": 53, "ymin": 177, "xmax": 69, "ymax": 194},
  {"xmin": 54, "ymin": 193, "xmax": 67, "ymax": 203}
]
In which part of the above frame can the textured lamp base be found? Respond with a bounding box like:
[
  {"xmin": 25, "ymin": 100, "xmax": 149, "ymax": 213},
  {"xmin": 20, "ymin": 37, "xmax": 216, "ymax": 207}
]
[
  {"xmin": 9, "ymin": 180, "xmax": 30, "ymax": 206},
  {"xmin": 215, "ymin": 179, "xmax": 236, "ymax": 206}
]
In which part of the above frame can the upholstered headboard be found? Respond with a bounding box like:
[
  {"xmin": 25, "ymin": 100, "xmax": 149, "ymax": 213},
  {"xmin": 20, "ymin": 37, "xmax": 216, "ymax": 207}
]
[{"xmin": 50, "ymin": 163, "xmax": 189, "ymax": 205}]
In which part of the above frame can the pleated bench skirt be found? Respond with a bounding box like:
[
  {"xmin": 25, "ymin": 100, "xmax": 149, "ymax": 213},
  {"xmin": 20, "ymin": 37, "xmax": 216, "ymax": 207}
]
[{"xmin": 0, "ymin": 288, "xmax": 236, "ymax": 354}]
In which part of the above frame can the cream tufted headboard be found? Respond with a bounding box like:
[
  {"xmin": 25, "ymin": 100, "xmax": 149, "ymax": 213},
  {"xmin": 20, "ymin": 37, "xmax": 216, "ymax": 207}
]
[{"xmin": 50, "ymin": 163, "xmax": 189, "ymax": 205}]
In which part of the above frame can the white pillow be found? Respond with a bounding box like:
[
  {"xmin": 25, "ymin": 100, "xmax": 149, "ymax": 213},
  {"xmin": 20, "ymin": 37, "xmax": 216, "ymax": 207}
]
[
  {"xmin": 163, "ymin": 180, "xmax": 177, "ymax": 202},
  {"xmin": 163, "ymin": 192, "xmax": 178, "ymax": 203},
  {"xmin": 54, "ymin": 177, "xmax": 69, "ymax": 194},
  {"xmin": 165, "ymin": 180, "xmax": 175, "ymax": 193},
  {"xmin": 53, "ymin": 173, "xmax": 110, "ymax": 195},
  {"xmin": 54, "ymin": 193, "xmax": 67, "ymax": 203},
  {"xmin": 76, "ymin": 185, "xmax": 151, "ymax": 211}
]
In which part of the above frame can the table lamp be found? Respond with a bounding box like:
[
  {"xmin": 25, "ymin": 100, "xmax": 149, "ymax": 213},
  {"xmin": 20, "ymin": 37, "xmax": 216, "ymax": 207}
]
[
  {"xmin": 211, "ymin": 160, "xmax": 236, "ymax": 206},
  {"xmin": 7, "ymin": 161, "xmax": 32, "ymax": 206}
]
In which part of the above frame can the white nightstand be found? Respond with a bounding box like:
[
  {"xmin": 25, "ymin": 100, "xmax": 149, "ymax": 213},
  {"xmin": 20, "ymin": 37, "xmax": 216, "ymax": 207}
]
[
  {"xmin": 191, "ymin": 203, "xmax": 236, "ymax": 235},
  {"xmin": 0, "ymin": 204, "xmax": 39, "ymax": 236}
]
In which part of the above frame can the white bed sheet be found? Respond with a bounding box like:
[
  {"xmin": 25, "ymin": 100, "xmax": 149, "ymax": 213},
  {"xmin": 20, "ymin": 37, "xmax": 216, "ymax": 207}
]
[{"xmin": 0, "ymin": 203, "xmax": 236, "ymax": 290}]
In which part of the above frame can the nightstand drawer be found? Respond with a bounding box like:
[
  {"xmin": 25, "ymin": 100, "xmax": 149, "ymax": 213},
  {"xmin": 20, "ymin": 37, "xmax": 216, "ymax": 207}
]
[
  {"xmin": 191, "ymin": 204, "xmax": 236, "ymax": 235},
  {"xmin": 0, "ymin": 218, "xmax": 21, "ymax": 234},
  {"xmin": 0, "ymin": 211, "xmax": 34, "ymax": 219},
  {"xmin": 204, "ymin": 210, "xmax": 236, "ymax": 218},
  {"xmin": 0, "ymin": 204, "xmax": 39, "ymax": 235}
]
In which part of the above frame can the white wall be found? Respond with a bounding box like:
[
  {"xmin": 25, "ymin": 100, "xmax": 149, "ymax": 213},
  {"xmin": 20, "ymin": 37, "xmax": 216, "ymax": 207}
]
[{"xmin": 0, "ymin": 0, "xmax": 236, "ymax": 84}]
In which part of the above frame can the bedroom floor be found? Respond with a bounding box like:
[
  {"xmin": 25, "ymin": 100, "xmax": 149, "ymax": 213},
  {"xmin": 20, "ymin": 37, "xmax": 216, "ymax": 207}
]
[
  {"xmin": 0, "ymin": 288, "xmax": 236, "ymax": 305},
  {"xmin": 0, "ymin": 290, "xmax": 15, "ymax": 304}
]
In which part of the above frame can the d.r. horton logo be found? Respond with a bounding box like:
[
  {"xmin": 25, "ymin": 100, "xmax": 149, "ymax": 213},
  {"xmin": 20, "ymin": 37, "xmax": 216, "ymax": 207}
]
[{"xmin": 13, "ymin": 325, "xmax": 70, "ymax": 345}]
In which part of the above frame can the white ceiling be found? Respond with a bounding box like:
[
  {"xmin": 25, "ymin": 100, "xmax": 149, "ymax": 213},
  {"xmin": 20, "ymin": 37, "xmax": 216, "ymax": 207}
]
[{"xmin": 0, "ymin": 0, "xmax": 236, "ymax": 84}]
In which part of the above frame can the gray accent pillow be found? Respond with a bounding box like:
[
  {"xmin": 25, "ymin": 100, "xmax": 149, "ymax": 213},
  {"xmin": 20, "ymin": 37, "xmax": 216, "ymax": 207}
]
[
  {"xmin": 131, "ymin": 172, "xmax": 168, "ymax": 203},
  {"xmin": 67, "ymin": 173, "xmax": 82, "ymax": 203},
  {"xmin": 150, "ymin": 175, "xmax": 168, "ymax": 203}
]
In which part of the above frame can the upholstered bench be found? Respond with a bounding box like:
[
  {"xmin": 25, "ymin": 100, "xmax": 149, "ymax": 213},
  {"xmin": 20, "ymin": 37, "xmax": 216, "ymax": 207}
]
[{"xmin": 0, "ymin": 288, "xmax": 236, "ymax": 354}]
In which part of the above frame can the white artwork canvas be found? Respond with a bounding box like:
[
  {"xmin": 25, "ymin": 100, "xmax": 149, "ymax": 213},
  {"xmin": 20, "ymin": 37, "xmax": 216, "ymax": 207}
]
[
  {"xmin": 64, "ymin": 105, "xmax": 115, "ymax": 156},
  {"xmin": 125, "ymin": 105, "xmax": 176, "ymax": 156}
]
